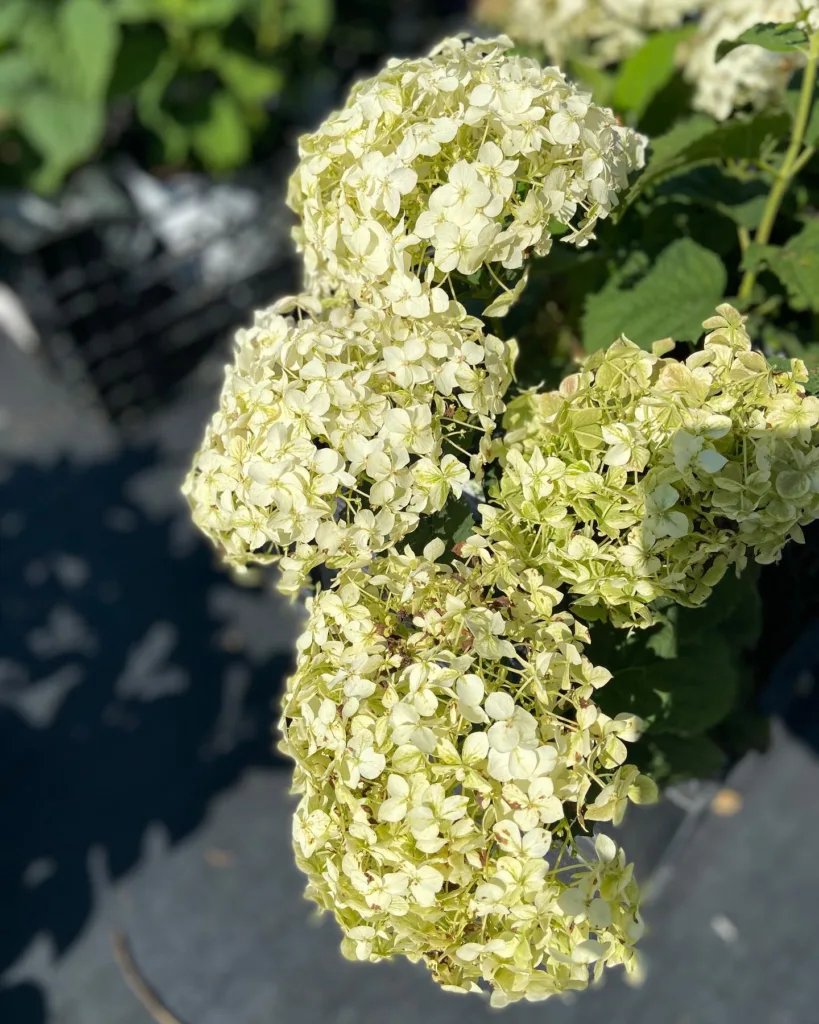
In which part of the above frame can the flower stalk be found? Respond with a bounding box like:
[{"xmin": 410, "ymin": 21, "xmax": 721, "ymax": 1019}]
[{"xmin": 738, "ymin": 28, "xmax": 819, "ymax": 302}]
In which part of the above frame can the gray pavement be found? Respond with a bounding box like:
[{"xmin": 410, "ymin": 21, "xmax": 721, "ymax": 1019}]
[{"xmin": 4, "ymin": 726, "xmax": 818, "ymax": 1024}]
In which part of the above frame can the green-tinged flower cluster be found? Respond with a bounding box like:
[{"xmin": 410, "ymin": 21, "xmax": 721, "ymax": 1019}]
[
  {"xmin": 280, "ymin": 540, "xmax": 655, "ymax": 1006},
  {"xmin": 183, "ymin": 293, "xmax": 515, "ymax": 592},
  {"xmin": 484, "ymin": 305, "xmax": 819, "ymax": 628},
  {"xmin": 287, "ymin": 34, "xmax": 645, "ymax": 317}
]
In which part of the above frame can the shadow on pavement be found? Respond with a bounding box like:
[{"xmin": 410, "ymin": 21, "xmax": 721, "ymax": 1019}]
[{"xmin": 0, "ymin": 449, "xmax": 296, "ymax": 1019}]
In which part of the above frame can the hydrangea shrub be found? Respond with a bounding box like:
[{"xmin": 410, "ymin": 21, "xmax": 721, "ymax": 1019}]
[{"xmin": 186, "ymin": 12, "xmax": 819, "ymax": 1008}]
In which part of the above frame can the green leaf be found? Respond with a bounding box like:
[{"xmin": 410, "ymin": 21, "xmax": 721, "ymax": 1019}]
[
  {"xmin": 115, "ymin": 0, "xmax": 247, "ymax": 26},
  {"xmin": 134, "ymin": 50, "xmax": 189, "ymax": 164},
  {"xmin": 18, "ymin": 90, "xmax": 105, "ymax": 191},
  {"xmin": 762, "ymin": 326, "xmax": 817, "ymax": 365},
  {"xmin": 746, "ymin": 220, "xmax": 819, "ymax": 312},
  {"xmin": 18, "ymin": 10, "xmax": 66, "ymax": 80},
  {"xmin": 213, "ymin": 49, "xmax": 284, "ymax": 105},
  {"xmin": 631, "ymin": 113, "xmax": 717, "ymax": 194},
  {"xmin": 592, "ymin": 572, "xmax": 761, "ymax": 737},
  {"xmin": 112, "ymin": 0, "xmax": 160, "ymax": 21},
  {"xmin": 595, "ymin": 630, "xmax": 741, "ymax": 734},
  {"xmin": 636, "ymin": 733, "xmax": 727, "ymax": 787},
  {"xmin": 286, "ymin": 0, "xmax": 334, "ymax": 40},
  {"xmin": 741, "ymin": 241, "xmax": 779, "ymax": 273},
  {"xmin": 686, "ymin": 111, "xmax": 791, "ymax": 162},
  {"xmin": 581, "ymin": 238, "xmax": 727, "ymax": 352},
  {"xmin": 192, "ymin": 91, "xmax": 251, "ymax": 171},
  {"xmin": 655, "ymin": 166, "xmax": 769, "ymax": 229},
  {"xmin": 717, "ymin": 21, "xmax": 809, "ymax": 61},
  {"xmin": 405, "ymin": 494, "xmax": 477, "ymax": 560},
  {"xmin": 0, "ymin": 53, "xmax": 39, "ymax": 110},
  {"xmin": 0, "ymin": 0, "xmax": 29, "ymax": 45},
  {"xmin": 638, "ymin": 72, "xmax": 696, "ymax": 138},
  {"xmin": 613, "ymin": 27, "xmax": 695, "ymax": 119},
  {"xmin": 774, "ymin": 221, "xmax": 819, "ymax": 312},
  {"xmin": 710, "ymin": 565, "xmax": 762, "ymax": 653},
  {"xmin": 453, "ymin": 510, "xmax": 477, "ymax": 545},
  {"xmin": 632, "ymin": 111, "xmax": 789, "ymax": 199},
  {"xmin": 108, "ymin": 25, "xmax": 166, "ymax": 96},
  {"xmin": 59, "ymin": 0, "xmax": 121, "ymax": 101}
]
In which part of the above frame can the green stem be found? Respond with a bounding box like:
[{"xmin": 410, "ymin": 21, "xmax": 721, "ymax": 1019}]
[
  {"xmin": 486, "ymin": 262, "xmax": 510, "ymax": 296},
  {"xmin": 792, "ymin": 143, "xmax": 817, "ymax": 176},
  {"xmin": 755, "ymin": 158, "xmax": 781, "ymax": 177},
  {"xmin": 738, "ymin": 31, "xmax": 819, "ymax": 303}
]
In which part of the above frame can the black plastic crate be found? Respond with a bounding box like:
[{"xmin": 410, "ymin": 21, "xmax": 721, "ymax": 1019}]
[{"xmin": 1, "ymin": 160, "xmax": 297, "ymax": 426}]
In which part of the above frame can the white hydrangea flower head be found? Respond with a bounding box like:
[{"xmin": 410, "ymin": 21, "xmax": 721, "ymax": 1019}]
[
  {"xmin": 280, "ymin": 540, "xmax": 654, "ymax": 1005},
  {"xmin": 476, "ymin": 0, "xmax": 704, "ymax": 67},
  {"xmin": 287, "ymin": 35, "xmax": 646, "ymax": 316},
  {"xmin": 183, "ymin": 294, "xmax": 516, "ymax": 592},
  {"xmin": 683, "ymin": 0, "xmax": 819, "ymax": 120},
  {"xmin": 488, "ymin": 305, "xmax": 819, "ymax": 628}
]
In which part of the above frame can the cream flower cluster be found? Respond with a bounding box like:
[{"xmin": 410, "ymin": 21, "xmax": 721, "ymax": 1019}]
[
  {"xmin": 287, "ymin": 34, "xmax": 645, "ymax": 317},
  {"xmin": 484, "ymin": 305, "xmax": 819, "ymax": 628},
  {"xmin": 683, "ymin": 0, "xmax": 819, "ymax": 121},
  {"xmin": 280, "ymin": 540, "xmax": 655, "ymax": 1006},
  {"xmin": 476, "ymin": 0, "xmax": 703, "ymax": 68},
  {"xmin": 183, "ymin": 294, "xmax": 515, "ymax": 593},
  {"xmin": 478, "ymin": 0, "xmax": 819, "ymax": 121}
]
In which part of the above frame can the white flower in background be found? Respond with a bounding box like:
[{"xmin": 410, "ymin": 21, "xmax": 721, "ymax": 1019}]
[
  {"xmin": 280, "ymin": 541, "xmax": 654, "ymax": 1006},
  {"xmin": 478, "ymin": 0, "xmax": 819, "ymax": 121},
  {"xmin": 183, "ymin": 294, "xmax": 515, "ymax": 592},
  {"xmin": 683, "ymin": 0, "xmax": 819, "ymax": 120},
  {"xmin": 287, "ymin": 35, "xmax": 645, "ymax": 317},
  {"xmin": 476, "ymin": 0, "xmax": 705, "ymax": 67}
]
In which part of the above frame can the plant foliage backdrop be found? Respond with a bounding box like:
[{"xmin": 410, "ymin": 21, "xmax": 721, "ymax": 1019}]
[
  {"xmin": 180, "ymin": 1, "xmax": 819, "ymax": 1010},
  {"xmin": 0, "ymin": 0, "xmax": 402, "ymax": 189}
]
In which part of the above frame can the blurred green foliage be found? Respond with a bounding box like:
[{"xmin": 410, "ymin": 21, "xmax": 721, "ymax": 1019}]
[{"xmin": 0, "ymin": 0, "xmax": 333, "ymax": 191}]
